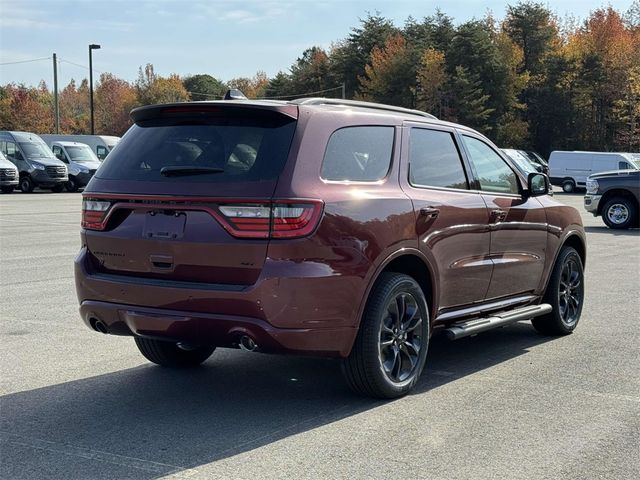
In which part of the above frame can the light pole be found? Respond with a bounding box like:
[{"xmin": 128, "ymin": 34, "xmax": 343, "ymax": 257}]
[{"xmin": 89, "ymin": 43, "xmax": 101, "ymax": 135}]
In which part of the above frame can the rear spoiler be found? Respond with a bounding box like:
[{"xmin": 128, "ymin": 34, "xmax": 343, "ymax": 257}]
[{"xmin": 130, "ymin": 101, "xmax": 298, "ymax": 123}]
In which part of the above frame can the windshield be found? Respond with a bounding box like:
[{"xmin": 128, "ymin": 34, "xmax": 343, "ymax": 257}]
[
  {"xmin": 513, "ymin": 157, "xmax": 537, "ymax": 174},
  {"xmin": 503, "ymin": 149, "xmax": 537, "ymax": 174},
  {"xmin": 625, "ymin": 158, "xmax": 640, "ymax": 169},
  {"xmin": 66, "ymin": 145, "xmax": 98, "ymax": 163},
  {"xmin": 523, "ymin": 151, "xmax": 548, "ymax": 166},
  {"xmin": 19, "ymin": 142, "xmax": 54, "ymax": 159}
]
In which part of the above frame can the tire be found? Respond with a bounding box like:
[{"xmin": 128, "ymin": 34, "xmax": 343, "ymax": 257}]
[
  {"xmin": 134, "ymin": 337, "xmax": 215, "ymax": 367},
  {"xmin": 20, "ymin": 176, "xmax": 34, "ymax": 193},
  {"xmin": 1, "ymin": 186, "xmax": 14, "ymax": 194},
  {"xmin": 562, "ymin": 180, "xmax": 575, "ymax": 193},
  {"xmin": 601, "ymin": 196, "xmax": 637, "ymax": 230},
  {"xmin": 342, "ymin": 273, "xmax": 430, "ymax": 399},
  {"xmin": 532, "ymin": 246, "xmax": 584, "ymax": 336},
  {"xmin": 65, "ymin": 177, "xmax": 78, "ymax": 192},
  {"xmin": 51, "ymin": 184, "xmax": 65, "ymax": 193}
]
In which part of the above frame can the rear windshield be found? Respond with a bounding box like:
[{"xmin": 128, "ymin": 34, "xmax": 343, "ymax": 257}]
[{"xmin": 96, "ymin": 114, "xmax": 296, "ymax": 183}]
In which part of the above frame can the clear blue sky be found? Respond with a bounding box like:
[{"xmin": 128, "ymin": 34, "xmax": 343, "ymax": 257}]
[{"xmin": 0, "ymin": 0, "xmax": 634, "ymax": 88}]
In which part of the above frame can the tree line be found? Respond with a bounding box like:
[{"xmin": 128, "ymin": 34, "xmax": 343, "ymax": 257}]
[{"xmin": 1, "ymin": 1, "xmax": 638, "ymax": 155}]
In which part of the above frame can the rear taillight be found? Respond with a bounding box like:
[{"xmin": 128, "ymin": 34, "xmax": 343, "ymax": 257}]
[
  {"xmin": 80, "ymin": 196, "xmax": 323, "ymax": 238},
  {"xmin": 218, "ymin": 204, "xmax": 271, "ymax": 238},
  {"xmin": 218, "ymin": 200, "xmax": 323, "ymax": 239},
  {"xmin": 82, "ymin": 199, "xmax": 111, "ymax": 230}
]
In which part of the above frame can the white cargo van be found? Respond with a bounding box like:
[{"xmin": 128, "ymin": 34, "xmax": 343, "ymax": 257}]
[
  {"xmin": 50, "ymin": 141, "xmax": 102, "ymax": 192},
  {"xmin": 549, "ymin": 151, "xmax": 640, "ymax": 192},
  {"xmin": 39, "ymin": 134, "xmax": 120, "ymax": 160}
]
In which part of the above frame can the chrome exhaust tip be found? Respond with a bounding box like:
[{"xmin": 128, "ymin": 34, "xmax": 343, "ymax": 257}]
[
  {"xmin": 239, "ymin": 335, "xmax": 258, "ymax": 352},
  {"xmin": 91, "ymin": 318, "xmax": 109, "ymax": 334}
]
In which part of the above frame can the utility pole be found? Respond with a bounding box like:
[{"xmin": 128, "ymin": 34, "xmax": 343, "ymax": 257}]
[
  {"xmin": 341, "ymin": 82, "xmax": 345, "ymax": 100},
  {"xmin": 89, "ymin": 44, "xmax": 101, "ymax": 135},
  {"xmin": 52, "ymin": 53, "xmax": 59, "ymax": 133}
]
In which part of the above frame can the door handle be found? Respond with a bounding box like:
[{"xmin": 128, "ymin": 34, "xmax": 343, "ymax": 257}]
[
  {"xmin": 419, "ymin": 207, "xmax": 440, "ymax": 219},
  {"xmin": 490, "ymin": 209, "xmax": 507, "ymax": 222}
]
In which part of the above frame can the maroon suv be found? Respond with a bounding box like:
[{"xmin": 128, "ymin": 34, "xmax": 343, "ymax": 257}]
[{"xmin": 75, "ymin": 98, "xmax": 586, "ymax": 398}]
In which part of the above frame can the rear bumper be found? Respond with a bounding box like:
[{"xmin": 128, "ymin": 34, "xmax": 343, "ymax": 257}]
[
  {"xmin": 75, "ymin": 247, "xmax": 363, "ymax": 357},
  {"xmin": 79, "ymin": 300, "xmax": 355, "ymax": 356}
]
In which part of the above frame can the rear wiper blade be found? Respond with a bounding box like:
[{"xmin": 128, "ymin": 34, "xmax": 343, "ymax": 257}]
[{"xmin": 160, "ymin": 165, "xmax": 225, "ymax": 177}]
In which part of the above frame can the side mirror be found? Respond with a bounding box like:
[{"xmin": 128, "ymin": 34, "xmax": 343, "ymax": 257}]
[{"xmin": 527, "ymin": 172, "xmax": 548, "ymax": 197}]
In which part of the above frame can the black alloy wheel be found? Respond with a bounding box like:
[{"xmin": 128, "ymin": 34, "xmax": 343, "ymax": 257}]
[
  {"xmin": 533, "ymin": 246, "xmax": 584, "ymax": 335},
  {"xmin": 379, "ymin": 292, "xmax": 424, "ymax": 383},
  {"xmin": 557, "ymin": 255, "xmax": 583, "ymax": 327},
  {"xmin": 342, "ymin": 272, "xmax": 430, "ymax": 398}
]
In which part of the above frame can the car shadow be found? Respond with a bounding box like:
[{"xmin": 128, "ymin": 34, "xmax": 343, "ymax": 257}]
[
  {"xmin": 0, "ymin": 322, "xmax": 553, "ymax": 479},
  {"xmin": 584, "ymin": 225, "xmax": 639, "ymax": 236}
]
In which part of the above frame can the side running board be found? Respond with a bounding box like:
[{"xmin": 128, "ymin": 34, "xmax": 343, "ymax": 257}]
[{"xmin": 444, "ymin": 304, "xmax": 552, "ymax": 340}]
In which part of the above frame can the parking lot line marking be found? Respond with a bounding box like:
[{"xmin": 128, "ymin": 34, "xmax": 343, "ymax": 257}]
[{"xmin": 0, "ymin": 432, "xmax": 199, "ymax": 478}]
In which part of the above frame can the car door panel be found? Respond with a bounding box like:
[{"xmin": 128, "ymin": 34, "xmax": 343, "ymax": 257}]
[
  {"xmin": 459, "ymin": 133, "xmax": 547, "ymax": 300},
  {"xmin": 400, "ymin": 124, "xmax": 493, "ymax": 312},
  {"xmin": 482, "ymin": 194, "xmax": 547, "ymax": 299}
]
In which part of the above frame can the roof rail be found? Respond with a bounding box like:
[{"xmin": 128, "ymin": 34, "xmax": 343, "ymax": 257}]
[{"xmin": 291, "ymin": 97, "xmax": 437, "ymax": 120}]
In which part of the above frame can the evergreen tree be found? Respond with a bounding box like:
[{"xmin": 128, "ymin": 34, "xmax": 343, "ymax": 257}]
[
  {"xmin": 264, "ymin": 72, "xmax": 293, "ymax": 99},
  {"xmin": 450, "ymin": 66, "xmax": 494, "ymax": 133},
  {"xmin": 330, "ymin": 13, "xmax": 398, "ymax": 98},
  {"xmin": 504, "ymin": 2, "xmax": 556, "ymax": 75},
  {"xmin": 183, "ymin": 74, "xmax": 227, "ymax": 101},
  {"xmin": 415, "ymin": 48, "xmax": 446, "ymax": 117}
]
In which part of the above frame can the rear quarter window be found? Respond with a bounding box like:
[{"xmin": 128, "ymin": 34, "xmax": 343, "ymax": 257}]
[{"xmin": 321, "ymin": 126, "xmax": 394, "ymax": 182}]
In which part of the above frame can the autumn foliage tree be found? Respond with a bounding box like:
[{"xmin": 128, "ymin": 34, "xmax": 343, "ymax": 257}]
[
  {"xmin": 227, "ymin": 71, "xmax": 269, "ymax": 98},
  {"xmin": 136, "ymin": 64, "xmax": 189, "ymax": 105},
  {"xmin": 358, "ymin": 34, "xmax": 415, "ymax": 108},
  {"xmin": 58, "ymin": 79, "xmax": 89, "ymax": 134},
  {"xmin": 95, "ymin": 73, "xmax": 137, "ymax": 135},
  {"xmin": 0, "ymin": 82, "xmax": 53, "ymax": 133}
]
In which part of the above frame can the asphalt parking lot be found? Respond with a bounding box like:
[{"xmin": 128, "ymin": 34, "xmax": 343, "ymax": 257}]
[{"xmin": 0, "ymin": 190, "xmax": 638, "ymax": 480}]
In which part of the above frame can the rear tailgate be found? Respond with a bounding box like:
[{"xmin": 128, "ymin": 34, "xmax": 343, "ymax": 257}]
[{"xmin": 82, "ymin": 103, "xmax": 298, "ymax": 286}]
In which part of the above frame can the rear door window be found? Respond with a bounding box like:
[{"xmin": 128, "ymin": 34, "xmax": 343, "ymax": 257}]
[
  {"xmin": 321, "ymin": 126, "xmax": 394, "ymax": 182},
  {"xmin": 96, "ymin": 115, "xmax": 296, "ymax": 183},
  {"xmin": 409, "ymin": 128, "xmax": 468, "ymax": 189}
]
